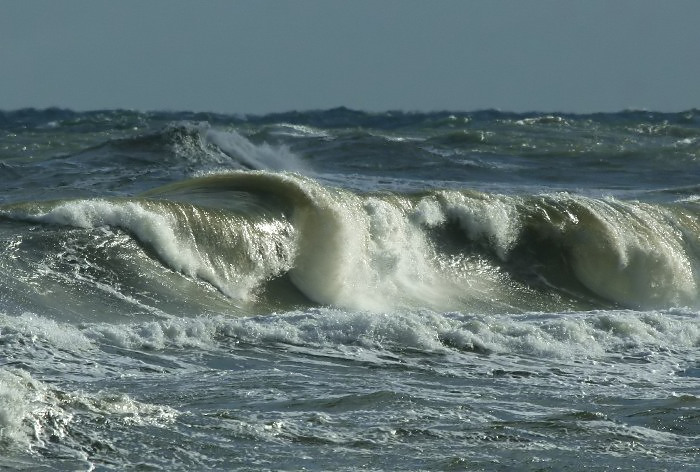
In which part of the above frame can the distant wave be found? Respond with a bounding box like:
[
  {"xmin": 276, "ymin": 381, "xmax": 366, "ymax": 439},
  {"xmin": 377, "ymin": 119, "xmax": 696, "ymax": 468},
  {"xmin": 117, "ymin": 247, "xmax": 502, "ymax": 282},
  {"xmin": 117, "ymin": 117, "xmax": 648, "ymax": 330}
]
[
  {"xmin": 62, "ymin": 122, "xmax": 308, "ymax": 172},
  {"xmin": 3, "ymin": 106, "xmax": 699, "ymax": 130}
]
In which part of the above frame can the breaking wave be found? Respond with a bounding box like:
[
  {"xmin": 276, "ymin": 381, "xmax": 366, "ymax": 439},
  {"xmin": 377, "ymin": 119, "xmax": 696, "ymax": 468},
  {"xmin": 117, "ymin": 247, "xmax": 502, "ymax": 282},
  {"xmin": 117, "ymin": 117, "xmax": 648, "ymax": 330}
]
[{"xmin": 2, "ymin": 171, "xmax": 699, "ymax": 313}]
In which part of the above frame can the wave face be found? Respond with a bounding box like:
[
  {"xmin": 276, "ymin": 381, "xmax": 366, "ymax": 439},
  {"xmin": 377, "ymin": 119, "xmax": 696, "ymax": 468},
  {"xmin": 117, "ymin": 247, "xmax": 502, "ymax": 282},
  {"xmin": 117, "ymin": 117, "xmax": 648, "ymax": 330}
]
[{"xmin": 1, "ymin": 108, "xmax": 699, "ymax": 470}]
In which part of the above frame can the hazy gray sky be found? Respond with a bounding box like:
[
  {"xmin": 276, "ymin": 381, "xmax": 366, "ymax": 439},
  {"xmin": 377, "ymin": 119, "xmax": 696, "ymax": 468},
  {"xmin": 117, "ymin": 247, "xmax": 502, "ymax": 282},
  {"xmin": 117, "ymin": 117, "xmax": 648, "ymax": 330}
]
[{"xmin": 2, "ymin": 1, "xmax": 699, "ymax": 114}]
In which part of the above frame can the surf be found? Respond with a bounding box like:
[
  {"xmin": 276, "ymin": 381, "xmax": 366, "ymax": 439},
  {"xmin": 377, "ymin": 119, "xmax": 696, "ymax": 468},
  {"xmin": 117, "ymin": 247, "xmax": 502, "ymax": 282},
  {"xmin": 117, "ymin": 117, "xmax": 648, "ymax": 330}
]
[{"xmin": 2, "ymin": 171, "xmax": 699, "ymax": 314}]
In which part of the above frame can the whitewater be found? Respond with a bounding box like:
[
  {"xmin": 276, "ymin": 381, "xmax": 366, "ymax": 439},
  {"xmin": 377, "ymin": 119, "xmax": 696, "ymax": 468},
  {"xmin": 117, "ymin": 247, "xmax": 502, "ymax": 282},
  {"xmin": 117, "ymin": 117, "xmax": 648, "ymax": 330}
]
[{"xmin": 0, "ymin": 108, "xmax": 698, "ymax": 470}]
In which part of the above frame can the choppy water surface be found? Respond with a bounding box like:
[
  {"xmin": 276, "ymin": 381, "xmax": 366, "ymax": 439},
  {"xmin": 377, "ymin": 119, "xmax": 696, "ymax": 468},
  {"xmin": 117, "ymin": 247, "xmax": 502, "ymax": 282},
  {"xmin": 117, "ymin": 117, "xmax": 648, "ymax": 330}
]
[{"xmin": 1, "ymin": 108, "xmax": 699, "ymax": 470}]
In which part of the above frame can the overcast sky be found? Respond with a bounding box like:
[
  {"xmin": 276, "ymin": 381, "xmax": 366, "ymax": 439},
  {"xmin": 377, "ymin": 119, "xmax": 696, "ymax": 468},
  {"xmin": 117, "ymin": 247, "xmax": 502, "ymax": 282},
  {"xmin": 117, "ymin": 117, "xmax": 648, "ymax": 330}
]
[{"xmin": 2, "ymin": 1, "xmax": 699, "ymax": 114}]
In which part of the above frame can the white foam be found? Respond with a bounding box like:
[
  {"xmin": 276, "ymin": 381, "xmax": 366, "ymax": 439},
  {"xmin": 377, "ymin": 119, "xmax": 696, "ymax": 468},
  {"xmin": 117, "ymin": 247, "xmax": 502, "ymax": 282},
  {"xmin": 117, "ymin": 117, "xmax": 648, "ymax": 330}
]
[
  {"xmin": 87, "ymin": 316, "xmax": 219, "ymax": 350},
  {"xmin": 673, "ymin": 137, "xmax": 697, "ymax": 147},
  {"xmin": 269, "ymin": 123, "xmax": 331, "ymax": 139},
  {"xmin": 0, "ymin": 367, "xmax": 177, "ymax": 448},
  {"xmin": 283, "ymin": 176, "xmax": 463, "ymax": 311},
  {"xmin": 78, "ymin": 308, "xmax": 700, "ymax": 365},
  {"xmin": 411, "ymin": 196, "xmax": 446, "ymax": 227},
  {"xmin": 514, "ymin": 115, "xmax": 570, "ymax": 126},
  {"xmin": 205, "ymin": 128, "xmax": 307, "ymax": 172},
  {"xmin": 71, "ymin": 391, "xmax": 178, "ymax": 427},
  {"xmin": 438, "ymin": 191, "xmax": 520, "ymax": 260},
  {"xmin": 0, "ymin": 369, "xmax": 52, "ymax": 447},
  {"xmin": 0, "ymin": 312, "xmax": 94, "ymax": 352},
  {"xmin": 363, "ymin": 196, "xmax": 458, "ymax": 309}
]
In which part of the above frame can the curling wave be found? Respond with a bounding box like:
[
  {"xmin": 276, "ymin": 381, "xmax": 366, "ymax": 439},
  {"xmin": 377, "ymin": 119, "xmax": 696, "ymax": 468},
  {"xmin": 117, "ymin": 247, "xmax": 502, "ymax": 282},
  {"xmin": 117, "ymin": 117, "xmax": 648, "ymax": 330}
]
[{"xmin": 2, "ymin": 171, "xmax": 699, "ymax": 313}]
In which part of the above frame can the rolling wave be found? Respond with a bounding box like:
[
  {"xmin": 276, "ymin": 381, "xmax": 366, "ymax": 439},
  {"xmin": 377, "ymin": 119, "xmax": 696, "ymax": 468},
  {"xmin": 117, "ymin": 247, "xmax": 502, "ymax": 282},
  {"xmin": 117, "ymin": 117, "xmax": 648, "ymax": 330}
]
[{"xmin": 2, "ymin": 171, "xmax": 698, "ymax": 313}]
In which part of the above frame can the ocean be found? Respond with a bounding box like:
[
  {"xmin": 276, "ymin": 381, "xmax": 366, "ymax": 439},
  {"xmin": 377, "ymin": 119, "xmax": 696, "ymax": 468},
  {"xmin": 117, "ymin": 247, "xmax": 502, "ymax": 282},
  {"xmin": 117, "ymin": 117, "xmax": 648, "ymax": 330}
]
[{"xmin": 0, "ymin": 107, "xmax": 698, "ymax": 471}]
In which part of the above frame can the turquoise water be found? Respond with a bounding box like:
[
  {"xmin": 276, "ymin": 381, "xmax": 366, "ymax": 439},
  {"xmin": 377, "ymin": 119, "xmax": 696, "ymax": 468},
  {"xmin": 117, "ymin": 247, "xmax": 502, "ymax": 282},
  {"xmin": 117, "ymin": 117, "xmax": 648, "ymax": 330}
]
[{"xmin": 1, "ymin": 108, "xmax": 698, "ymax": 470}]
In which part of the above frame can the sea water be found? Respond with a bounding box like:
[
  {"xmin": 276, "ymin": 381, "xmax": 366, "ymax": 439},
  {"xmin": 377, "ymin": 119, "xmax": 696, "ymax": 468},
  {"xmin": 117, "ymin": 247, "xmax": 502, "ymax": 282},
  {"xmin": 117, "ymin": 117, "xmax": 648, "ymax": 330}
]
[{"xmin": 0, "ymin": 108, "xmax": 698, "ymax": 470}]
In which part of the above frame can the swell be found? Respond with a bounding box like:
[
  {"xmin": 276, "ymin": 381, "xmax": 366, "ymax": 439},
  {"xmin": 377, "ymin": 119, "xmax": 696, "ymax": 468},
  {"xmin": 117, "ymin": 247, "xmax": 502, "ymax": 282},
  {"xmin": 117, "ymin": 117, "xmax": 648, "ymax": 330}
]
[
  {"xmin": 59, "ymin": 122, "xmax": 307, "ymax": 172},
  {"xmin": 5, "ymin": 108, "xmax": 698, "ymax": 139},
  {"xmin": 5, "ymin": 111, "xmax": 699, "ymax": 207},
  {"xmin": 0, "ymin": 122, "xmax": 311, "ymax": 202},
  {"xmin": 2, "ymin": 171, "xmax": 699, "ymax": 313}
]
